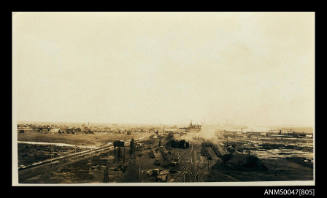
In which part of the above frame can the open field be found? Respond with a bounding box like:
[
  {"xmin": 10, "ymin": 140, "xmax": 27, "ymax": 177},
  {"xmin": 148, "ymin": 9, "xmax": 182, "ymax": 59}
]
[{"xmin": 18, "ymin": 131, "xmax": 151, "ymax": 147}]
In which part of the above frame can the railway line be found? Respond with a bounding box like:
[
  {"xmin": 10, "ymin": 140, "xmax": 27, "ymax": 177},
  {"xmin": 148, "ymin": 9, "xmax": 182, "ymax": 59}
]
[
  {"xmin": 18, "ymin": 143, "xmax": 114, "ymax": 171},
  {"xmin": 18, "ymin": 136, "xmax": 147, "ymax": 171}
]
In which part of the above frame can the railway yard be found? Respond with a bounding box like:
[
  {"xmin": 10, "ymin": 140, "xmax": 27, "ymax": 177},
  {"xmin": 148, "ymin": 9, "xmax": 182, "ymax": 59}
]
[{"xmin": 16, "ymin": 124, "xmax": 314, "ymax": 183}]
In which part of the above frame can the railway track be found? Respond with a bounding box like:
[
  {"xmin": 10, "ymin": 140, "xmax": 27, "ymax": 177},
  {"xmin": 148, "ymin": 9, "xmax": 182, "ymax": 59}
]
[
  {"xmin": 18, "ymin": 143, "xmax": 115, "ymax": 171},
  {"xmin": 18, "ymin": 136, "xmax": 148, "ymax": 171}
]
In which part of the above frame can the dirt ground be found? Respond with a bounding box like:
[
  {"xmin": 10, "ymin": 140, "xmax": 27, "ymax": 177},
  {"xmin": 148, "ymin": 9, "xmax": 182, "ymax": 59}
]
[
  {"xmin": 207, "ymin": 158, "xmax": 313, "ymax": 182},
  {"xmin": 18, "ymin": 131, "xmax": 151, "ymax": 146}
]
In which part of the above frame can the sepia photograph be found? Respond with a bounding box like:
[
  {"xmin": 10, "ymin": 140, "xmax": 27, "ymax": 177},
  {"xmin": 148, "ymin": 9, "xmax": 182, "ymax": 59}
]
[{"xmin": 12, "ymin": 12, "xmax": 315, "ymax": 186}]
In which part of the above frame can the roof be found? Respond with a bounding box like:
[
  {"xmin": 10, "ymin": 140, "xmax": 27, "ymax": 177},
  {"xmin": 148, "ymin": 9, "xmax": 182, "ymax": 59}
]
[
  {"xmin": 17, "ymin": 127, "xmax": 33, "ymax": 130},
  {"xmin": 49, "ymin": 128, "xmax": 61, "ymax": 132}
]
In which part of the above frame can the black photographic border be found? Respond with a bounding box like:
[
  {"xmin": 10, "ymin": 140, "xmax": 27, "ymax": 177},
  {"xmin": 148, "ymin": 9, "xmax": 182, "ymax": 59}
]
[{"xmin": 4, "ymin": 5, "xmax": 322, "ymax": 197}]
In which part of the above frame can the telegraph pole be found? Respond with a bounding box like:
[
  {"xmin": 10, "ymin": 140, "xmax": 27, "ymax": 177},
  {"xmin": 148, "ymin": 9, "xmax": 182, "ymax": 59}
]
[{"xmin": 103, "ymin": 164, "xmax": 109, "ymax": 183}]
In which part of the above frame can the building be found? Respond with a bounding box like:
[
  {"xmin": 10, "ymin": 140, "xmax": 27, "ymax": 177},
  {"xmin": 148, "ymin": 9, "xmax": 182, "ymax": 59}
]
[
  {"xmin": 49, "ymin": 128, "xmax": 63, "ymax": 134},
  {"xmin": 17, "ymin": 126, "xmax": 33, "ymax": 133}
]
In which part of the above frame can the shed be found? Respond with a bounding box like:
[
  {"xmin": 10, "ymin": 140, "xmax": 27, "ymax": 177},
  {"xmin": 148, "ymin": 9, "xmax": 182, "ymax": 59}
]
[{"xmin": 49, "ymin": 128, "xmax": 62, "ymax": 134}]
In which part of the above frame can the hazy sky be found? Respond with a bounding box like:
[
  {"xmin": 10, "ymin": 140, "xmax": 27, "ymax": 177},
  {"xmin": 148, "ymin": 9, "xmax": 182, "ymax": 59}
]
[{"xmin": 13, "ymin": 12, "xmax": 314, "ymax": 126}]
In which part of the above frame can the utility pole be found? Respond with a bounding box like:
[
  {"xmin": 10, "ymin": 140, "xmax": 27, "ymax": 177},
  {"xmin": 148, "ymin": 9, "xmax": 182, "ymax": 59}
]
[
  {"xmin": 123, "ymin": 147, "xmax": 125, "ymax": 163},
  {"xmin": 138, "ymin": 163, "xmax": 141, "ymax": 181},
  {"xmin": 103, "ymin": 164, "xmax": 109, "ymax": 183},
  {"xmin": 183, "ymin": 172, "xmax": 186, "ymax": 182},
  {"xmin": 50, "ymin": 144, "xmax": 54, "ymax": 167}
]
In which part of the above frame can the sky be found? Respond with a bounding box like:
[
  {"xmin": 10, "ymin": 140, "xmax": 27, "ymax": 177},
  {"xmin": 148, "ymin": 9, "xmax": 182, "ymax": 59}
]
[{"xmin": 13, "ymin": 12, "xmax": 315, "ymax": 126}]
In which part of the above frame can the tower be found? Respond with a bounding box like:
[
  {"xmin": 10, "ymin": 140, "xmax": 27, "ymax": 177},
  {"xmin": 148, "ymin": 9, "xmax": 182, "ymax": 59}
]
[{"xmin": 130, "ymin": 138, "xmax": 135, "ymax": 158}]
